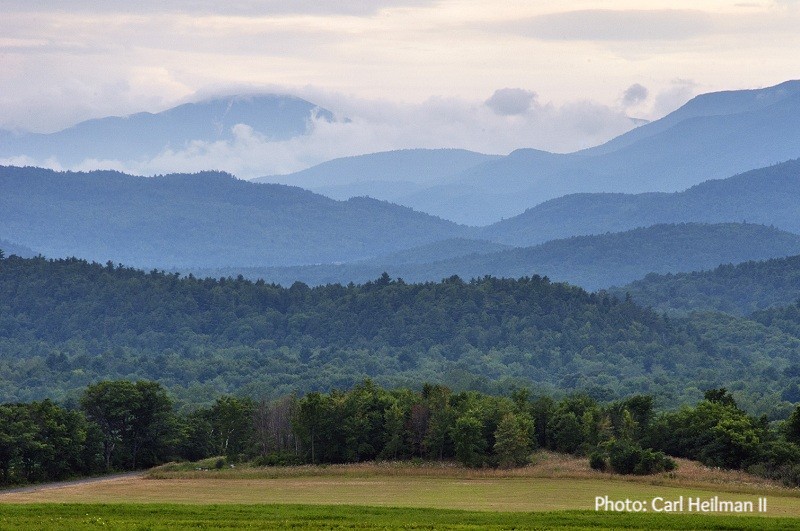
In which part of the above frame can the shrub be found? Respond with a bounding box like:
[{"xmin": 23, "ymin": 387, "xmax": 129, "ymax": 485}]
[
  {"xmin": 589, "ymin": 451, "xmax": 607, "ymax": 471},
  {"xmin": 604, "ymin": 440, "xmax": 675, "ymax": 475}
]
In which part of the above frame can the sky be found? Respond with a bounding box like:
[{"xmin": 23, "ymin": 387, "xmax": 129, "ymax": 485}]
[{"xmin": 1, "ymin": 0, "xmax": 800, "ymax": 176}]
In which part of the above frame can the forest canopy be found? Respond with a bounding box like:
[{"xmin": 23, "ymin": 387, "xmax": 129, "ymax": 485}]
[{"xmin": 0, "ymin": 253, "xmax": 799, "ymax": 418}]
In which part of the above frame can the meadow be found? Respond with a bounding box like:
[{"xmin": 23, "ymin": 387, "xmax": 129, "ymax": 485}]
[{"xmin": 2, "ymin": 452, "xmax": 800, "ymax": 529}]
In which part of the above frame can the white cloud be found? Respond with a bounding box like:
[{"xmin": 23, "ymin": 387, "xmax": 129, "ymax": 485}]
[
  {"xmin": 506, "ymin": 10, "xmax": 715, "ymax": 42},
  {"xmin": 7, "ymin": 89, "xmax": 637, "ymax": 180},
  {"xmin": 653, "ymin": 79, "xmax": 698, "ymax": 116},
  {"xmin": 1, "ymin": 1, "xmax": 438, "ymax": 16}
]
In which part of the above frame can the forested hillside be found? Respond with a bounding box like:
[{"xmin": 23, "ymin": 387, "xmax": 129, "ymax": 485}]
[
  {"xmin": 482, "ymin": 159, "xmax": 800, "ymax": 246},
  {"xmin": 0, "ymin": 166, "xmax": 469, "ymax": 268},
  {"xmin": 614, "ymin": 255, "xmax": 800, "ymax": 315},
  {"xmin": 1, "ymin": 253, "xmax": 799, "ymax": 417},
  {"xmin": 193, "ymin": 223, "xmax": 800, "ymax": 291}
]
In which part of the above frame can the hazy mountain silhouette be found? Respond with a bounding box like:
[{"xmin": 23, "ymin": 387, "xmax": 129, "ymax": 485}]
[
  {"xmin": 253, "ymin": 148, "xmax": 501, "ymax": 201},
  {"xmin": 185, "ymin": 223, "xmax": 800, "ymax": 291},
  {"xmin": 0, "ymin": 94, "xmax": 334, "ymax": 165},
  {"xmin": 480, "ymin": 158, "xmax": 800, "ymax": 246},
  {"xmin": 265, "ymin": 81, "xmax": 800, "ymax": 225},
  {"xmin": 0, "ymin": 166, "xmax": 469, "ymax": 268}
]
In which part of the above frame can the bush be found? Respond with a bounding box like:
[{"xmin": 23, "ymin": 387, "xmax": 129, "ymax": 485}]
[
  {"xmin": 589, "ymin": 451, "xmax": 607, "ymax": 471},
  {"xmin": 605, "ymin": 440, "xmax": 675, "ymax": 475}
]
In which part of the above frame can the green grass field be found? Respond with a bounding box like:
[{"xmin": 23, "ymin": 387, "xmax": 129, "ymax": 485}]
[
  {"xmin": 2, "ymin": 454, "xmax": 799, "ymax": 529},
  {"xmin": 1, "ymin": 504, "xmax": 800, "ymax": 530}
]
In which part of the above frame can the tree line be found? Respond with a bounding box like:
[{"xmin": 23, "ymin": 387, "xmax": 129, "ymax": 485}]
[{"xmin": 4, "ymin": 380, "xmax": 800, "ymax": 488}]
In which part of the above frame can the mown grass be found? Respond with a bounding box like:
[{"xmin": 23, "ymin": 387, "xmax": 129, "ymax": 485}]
[
  {"xmin": 0, "ymin": 504, "xmax": 799, "ymax": 530},
  {"xmin": 2, "ymin": 453, "xmax": 800, "ymax": 529},
  {"xmin": 147, "ymin": 451, "xmax": 800, "ymax": 498}
]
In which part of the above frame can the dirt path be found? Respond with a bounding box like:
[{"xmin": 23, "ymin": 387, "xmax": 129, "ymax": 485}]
[{"xmin": 0, "ymin": 471, "xmax": 144, "ymax": 496}]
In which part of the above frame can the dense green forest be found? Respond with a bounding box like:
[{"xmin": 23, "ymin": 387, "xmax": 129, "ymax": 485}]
[
  {"xmin": 614, "ymin": 254, "xmax": 800, "ymax": 316},
  {"xmin": 5, "ymin": 380, "xmax": 800, "ymax": 491},
  {"xmin": 1, "ymin": 253, "xmax": 800, "ymax": 418},
  {"xmin": 194, "ymin": 223, "xmax": 800, "ymax": 291}
]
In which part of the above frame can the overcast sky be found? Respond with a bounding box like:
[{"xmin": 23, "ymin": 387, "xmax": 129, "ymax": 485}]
[{"xmin": 2, "ymin": 1, "xmax": 799, "ymax": 175}]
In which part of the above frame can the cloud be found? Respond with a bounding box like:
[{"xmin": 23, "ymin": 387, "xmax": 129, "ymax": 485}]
[
  {"xmin": 1, "ymin": 1, "xmax": 438, "ymax": 16},
  {"xmin": 485, "ymin": 88, "xmax": 537, "ymax": 116},
  {"xmin": 504, "ymin": 9, "xmax": 715, "ymax": 41},
  {"xmin": 8, "ymin": 89, "xmax": 637, "ymax": 180},
  {"xmin": 621, "ymin": 84, "xmax": 649, "ymax": 107},
  {"xmin": 653, "ymin": 79, "xmax": 698, "ymax": 115}
]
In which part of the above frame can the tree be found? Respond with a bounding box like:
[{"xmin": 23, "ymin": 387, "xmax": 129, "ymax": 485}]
[
  {"xmin": 81, "ymin": 380, "xmax": 175, "ymax": 470},
  {"xmin": 785, "ymin": 405, "xmax": 800, "ymax": 445},
  {"xmin": 293, "ymin": 392, "xmax": 328, "ymax": 464},
  {"xmin": 254, "ymin": 395, "xmax": 297, "ymax": 458},
  {"xmin": 207, "ymin": 396, "xmax": 255, "ymax": 461},
  {"xmin": 452, "ymin": 412, "xmax": 486, "ymax": 467},
  {"xmin": 494, "ymin": 412, "xmax": 534, "ymax": 468}
]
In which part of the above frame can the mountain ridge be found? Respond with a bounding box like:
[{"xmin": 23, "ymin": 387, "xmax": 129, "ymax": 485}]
[
  {"xmin": 0, "ymin": 94, "xmax": 334, "ymax": 165},
  {"xmin": 0, "ymin": 165, "xmax": 470, "ymax": 268}
]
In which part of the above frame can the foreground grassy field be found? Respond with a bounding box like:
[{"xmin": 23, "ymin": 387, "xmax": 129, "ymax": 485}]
[
  {"xmin": 1, "ymin": 453, "xmax": 799, "ymax": 528},
  {"xmin": 2, "ymin": 504, "xmax": 800, "ymax": 530}
]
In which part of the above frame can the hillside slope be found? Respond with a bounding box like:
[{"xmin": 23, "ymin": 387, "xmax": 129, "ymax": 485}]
[
  {"xmin": 0, "ymin": 253, "xmax": 783, "ymax": 409},
  {"xmin": 401, "ymin": 81, "xmax": 800, "ymax": 224},
  {"xmin": 192, "ymin": 223, "xmax": 800, "ymax": 291},
  {"xmin": 254, "ymin": 149, "xmax": 501, "ymax": 201},
  {"xmin": 612, "ymin": 255, "xmax": 800, "ymax": 316},
  {"xmin": 482, "ymin": 159, "xmax": 800, "ymax": 246},
  {"xmin": 0, "ymin": 166, "xmax": 469, "ymax": 268}
]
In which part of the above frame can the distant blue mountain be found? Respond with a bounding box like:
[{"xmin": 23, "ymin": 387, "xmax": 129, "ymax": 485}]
[
  {"xmin": 184, "ymin": 223, "xmax": 800, "ymax": 292},
  {"xmin": 0, "ymin": 166, "xmax": 469, "ymax": 268},
  {"xmin": 481, "ymin": 158, "xmax": 800, "ymax": 246},
  {"xmin": 400, "ymin": 81, "xmax": 800, "ymax": 224},
  {"xmin": 266, "ymin": 81, "xmax": 800, "ymax": 225},
  {"xmin": 253, "ymin": 149, "xmax": 501, "ymax": 201},
  {"xmin": 0, "ymin": 94, "xmax": 333, "ymax": 165}
]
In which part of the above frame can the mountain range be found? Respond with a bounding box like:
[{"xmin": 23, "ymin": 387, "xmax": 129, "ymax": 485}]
[
  {"xmin": 266, "ymin": 80, "xmax": 800, "ymax": 224},
  {"xmin": 480, "ymin": 158, "xmax": 800, "ymax": 246},
  {"xmin": 4, "ymin": 156, "xmax": 800, "ymax": 284},
  {"xmin": 0, "ymin": 94, "xmax": 334, "ymax": 165},
  {"xmin": 253, "ymin": 149, "xmax": 501, "ymax": 201},
  {"xmin": 0, "ymin": 166, "xmax": 466, "ymax": 268},
  {"xmin": 4, "ymin": 81, "xmax": 799, "ymax": 226},
  {"xmin": 187, "ymin": 223, "xmax": 800, "ymax": 291}
]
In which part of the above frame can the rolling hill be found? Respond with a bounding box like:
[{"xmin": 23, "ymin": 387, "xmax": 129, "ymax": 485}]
[
  {"xmin": 0, "ymin": 166, "xmax": 469, "ymax": 268},
  {"xmin": 0, "ymin": 252, "xmax": 787, "ymax": 410},
  {"xmin": 253, "ymin": 149, "xmax": 501, "ymax": 201},
  {"xmin": 612, "ymin": 254, "xmax": 800, "ymax": 316},
  {"xmin": 481, "ymin": 159, "xmax": 800, "ymax": 246},
  {"xmin": 186, "ymin": 223, "xmax": 800, "ymax": 291}
]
